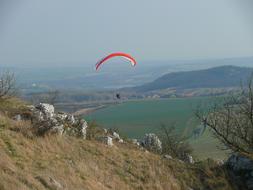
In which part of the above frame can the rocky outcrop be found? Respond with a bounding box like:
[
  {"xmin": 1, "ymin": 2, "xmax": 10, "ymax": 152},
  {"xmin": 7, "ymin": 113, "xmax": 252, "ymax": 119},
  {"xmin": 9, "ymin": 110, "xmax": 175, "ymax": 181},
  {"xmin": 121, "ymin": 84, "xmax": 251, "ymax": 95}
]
[
  {"xmin": 141, "ymin": 133, "xmax": 162, "ymax": 153},
  {"xmin": 27, "ymin": 103, "xmax": 88, "ymax": 138},
  {"xmin": 226, "ymin": 154, "xmax": 253, "ymax": 189}
]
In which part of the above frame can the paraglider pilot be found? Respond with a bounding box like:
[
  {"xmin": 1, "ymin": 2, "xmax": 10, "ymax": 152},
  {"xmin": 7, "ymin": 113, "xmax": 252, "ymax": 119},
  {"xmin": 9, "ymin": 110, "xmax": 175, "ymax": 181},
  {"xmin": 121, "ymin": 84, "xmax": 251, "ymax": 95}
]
[{"xmin": 116, "ymin": 93, "xmax": 121, "ymax": 99}]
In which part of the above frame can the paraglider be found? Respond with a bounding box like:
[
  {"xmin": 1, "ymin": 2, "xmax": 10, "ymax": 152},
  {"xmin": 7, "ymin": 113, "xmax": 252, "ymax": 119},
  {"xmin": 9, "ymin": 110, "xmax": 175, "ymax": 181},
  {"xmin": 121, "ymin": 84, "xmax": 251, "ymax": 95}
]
[
  {"xmin": 95, "ymin": 52, "xmax": 137, "ymax": 102},
  {"xmin": 95, "ymin": 52, "xmax": 137, "ymax": 70},
  {"xmin": 116, "ymin": 93, "xmax": 121, "ymax": 99}
]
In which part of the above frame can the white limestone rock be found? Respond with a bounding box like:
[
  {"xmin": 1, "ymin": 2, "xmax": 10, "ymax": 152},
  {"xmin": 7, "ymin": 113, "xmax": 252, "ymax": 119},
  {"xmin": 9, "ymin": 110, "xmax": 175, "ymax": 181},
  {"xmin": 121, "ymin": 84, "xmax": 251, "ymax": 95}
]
[
  {"xmin": 132, "ymin": 139, "xmax": 140, "ymax": 146},
  {"xmin": 164, "ymin": 154, "xmax": 173, "ymax": 160},
  {"xmin": 184, "ymin": 154, "xmax": 194, "ymax": 164},
  {"xmin": 112, "ymin": 132, "xmax": 120, "ymax": 140},
  {"xmin": 55, "ymin": 112, "xmax": 68, "ymax": 122},
  {"xmin": 51, "ymin": 124, "xmax": 64, "ymax": 135},
  {"xmin": 13, "ymin": 114, "xmax": 22, "ymax": 121},
  {"xmin": 66, "ymin": 115, "xmax": 76, "ymax": 125},
  {"xmin": 35, "ymin": 176, "xmax": 63, "ymax": 190},
  {"xmin": 36, "ymin": 103, "xmax": 55, "ymax": 118},
  {"xmin": 141, "ymin": 133, "xmax": 162, "ymax": 153},
  {"xmin": 97, "ymin": 136, "xmax": 113, "ymax": 146},
  {"xmin": 79, "ymin": 119, "xmax": 88, "ymax": 139}
]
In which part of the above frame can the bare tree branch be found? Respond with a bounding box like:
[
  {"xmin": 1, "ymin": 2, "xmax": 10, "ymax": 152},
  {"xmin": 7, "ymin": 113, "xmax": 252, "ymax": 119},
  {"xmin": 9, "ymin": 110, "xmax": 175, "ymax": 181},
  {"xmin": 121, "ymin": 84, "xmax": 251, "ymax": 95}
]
[
  {"xmin": 0, "ymin": 71, "xmax": 16, "ymax": 99},
  {"xmin": 195, "ymin": 74, "xmax": 253, "ymax": 155},
  {"xmin": 29, "ymin": 90, "xmax": 60, "ymax": 105},
  {"xmin": 159, "ymin": 123, "xmax": 193, "ymax": 159}
]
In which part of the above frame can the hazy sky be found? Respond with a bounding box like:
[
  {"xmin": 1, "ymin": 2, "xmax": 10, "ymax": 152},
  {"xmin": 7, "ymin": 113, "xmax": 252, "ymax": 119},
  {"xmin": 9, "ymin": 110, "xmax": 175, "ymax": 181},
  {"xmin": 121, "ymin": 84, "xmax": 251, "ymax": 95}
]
[{"xmin": 0, "ymin": 0, "xmax": 253, "ymax": 66}]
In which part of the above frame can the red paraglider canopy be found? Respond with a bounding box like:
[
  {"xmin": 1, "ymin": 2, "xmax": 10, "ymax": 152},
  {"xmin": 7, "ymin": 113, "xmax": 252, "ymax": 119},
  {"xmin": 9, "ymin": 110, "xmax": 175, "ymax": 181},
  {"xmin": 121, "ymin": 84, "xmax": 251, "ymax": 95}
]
[{"xmin": 95, "ymin": 52, "xmax": 137, "ymax": 70}]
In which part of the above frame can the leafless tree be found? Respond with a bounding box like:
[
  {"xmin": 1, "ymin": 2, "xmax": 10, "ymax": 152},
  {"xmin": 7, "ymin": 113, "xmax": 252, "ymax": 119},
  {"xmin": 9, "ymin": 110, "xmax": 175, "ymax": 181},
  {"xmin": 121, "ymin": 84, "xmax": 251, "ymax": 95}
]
[
  {"xmin": 47, "ymin": 90, "xmax": 60, "ymax": 105},
  {"xmin": 30, "ymin": 90, "xmax": 60, "ymax": 105},
  {"xmin": 159, "ymin": 123, "xmax": 193, "ymax": 159},
  {"xmin": 0, "ymin": 71, "xmax": 16, "ymax": 99},
  {"xmin": 196, "ymin": 74, "xmax": 253, "ymax": 154}
]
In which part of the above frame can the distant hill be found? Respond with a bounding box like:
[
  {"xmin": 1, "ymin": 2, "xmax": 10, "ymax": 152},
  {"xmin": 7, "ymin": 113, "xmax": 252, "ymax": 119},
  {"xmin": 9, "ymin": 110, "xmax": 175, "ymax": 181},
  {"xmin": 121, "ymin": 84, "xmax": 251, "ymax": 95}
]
[{"xmin": 134, "ymin": 65, "xmax": 253, "ymax": 92}]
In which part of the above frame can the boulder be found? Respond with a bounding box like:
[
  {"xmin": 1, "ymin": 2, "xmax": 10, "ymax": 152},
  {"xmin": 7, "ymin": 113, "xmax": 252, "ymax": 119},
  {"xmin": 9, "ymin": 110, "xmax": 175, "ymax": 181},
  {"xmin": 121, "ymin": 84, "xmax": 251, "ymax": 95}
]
[
  {"xmin": 51, "ymin": 124, "xmax": 64, "ymax": 135},
  {"xmin": 164, "ymin": 154, "xmax": 173, "ymax": 160},
  {"xmin": 141, "ymin": 133, "xmax": 162, "ymax": 153},
  {"xmin": 103, "ymin": 128, "xmax": 108, "ymax": 134},
  {"xmin": 33, "ymin": 110, "xmax": 44, "ymax": 122},
  {"xmin": 66, "ymin": 115, "xmax": 76, "ymax": 125},
  {"xmin": 36, "ymin": 103, "xmax": 55, "ymax": 118},
  {"xmin": 49, "ymin": 177, "xmax": 63, "ymax": 190},
  {"xmin": 97, "ymin": 136, "xmax": 113, "ymax": 146},
  {"xmin": 79, "ymin": 119, "xmax": 88, "ymax": 139},
  {"xmin": 132, "ymin": 139, "xmax": 140, "ymax": 146},
  {"xmin": 62, "ymin": 119, "xmax": 88, "ymax": 139},
  {"xmin": 26, "ymin": 105, "xmax": 36, "ymax": 111},
  {"xmin": 112, "ymin": 132, "xmax": 120, "ymax": 140},
  {"xmin": 13, "ymin": 114, "xmax": 22, "ymax": 121},
  {"xmin": 226, "ymin": 154, "xmax": 253, "ymax": 189},
  {"xmin": 35, "ymin": 176, "xmax": 63, "ymax": 190},
  {"xmin": 184, "ymin": 154, "xmax": 194, "ymax": 164},
  {"xmin": 55, "ymin": 112, "xmax": 68, "ymax": 122},
  {"xmin": 215, "ymin": 159, "xmax": 225, "ymax": 166},
  {"xmin": 111, "ymin": 131, "xmax": 124, "ymax": 143},
  {"xmin": 227, "ymin": 154, "xmax": 253, "ymax": 171}
]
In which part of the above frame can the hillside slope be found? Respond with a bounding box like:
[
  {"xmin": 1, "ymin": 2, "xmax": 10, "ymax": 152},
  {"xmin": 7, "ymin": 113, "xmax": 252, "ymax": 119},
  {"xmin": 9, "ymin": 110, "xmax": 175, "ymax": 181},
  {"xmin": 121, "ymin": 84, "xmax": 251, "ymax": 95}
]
[
  {"xmin": 0, "ymin": 124, "xmax": 234, "ymax": 190},
  {"xmin": 0, "ymin": 100, "xmax": 234, "ymax": 190},
  {"xmin": 134, "ymin": 66, "xmax": 253, "ymax": 92}
]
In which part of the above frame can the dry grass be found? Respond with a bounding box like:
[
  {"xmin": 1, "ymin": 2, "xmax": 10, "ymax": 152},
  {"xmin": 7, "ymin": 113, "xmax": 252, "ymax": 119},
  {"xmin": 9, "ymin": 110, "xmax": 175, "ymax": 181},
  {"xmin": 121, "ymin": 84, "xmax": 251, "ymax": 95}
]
[
  {"xmin": 0, "ymin": 126, "xmax": 178, "ymax": 190},
  {"xmin": 0, "ymin": 99, "xmax": 235, "ymax": 190},
  {"xmin": 0, "ymin": 120, "xmax": 235, "ymax": 190}
]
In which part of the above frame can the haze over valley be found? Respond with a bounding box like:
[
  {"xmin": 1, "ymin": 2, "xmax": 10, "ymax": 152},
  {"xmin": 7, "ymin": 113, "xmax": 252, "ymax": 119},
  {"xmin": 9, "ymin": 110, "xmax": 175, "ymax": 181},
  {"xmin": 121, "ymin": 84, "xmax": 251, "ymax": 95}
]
[
  {"xmin": 4, "ymin": 56, "xmax": 253, "ymax": 94},
  {"xmin": 1, "ymin": 1, "xmax": 253, "ymax": 189}
]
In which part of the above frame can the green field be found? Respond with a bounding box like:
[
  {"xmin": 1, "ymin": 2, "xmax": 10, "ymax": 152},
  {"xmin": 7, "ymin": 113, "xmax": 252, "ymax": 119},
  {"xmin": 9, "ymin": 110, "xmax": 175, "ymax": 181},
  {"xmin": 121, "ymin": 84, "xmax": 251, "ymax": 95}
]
[{"xmin": 86, "ymin": 97, "xmax": 227, "ymax": 160}]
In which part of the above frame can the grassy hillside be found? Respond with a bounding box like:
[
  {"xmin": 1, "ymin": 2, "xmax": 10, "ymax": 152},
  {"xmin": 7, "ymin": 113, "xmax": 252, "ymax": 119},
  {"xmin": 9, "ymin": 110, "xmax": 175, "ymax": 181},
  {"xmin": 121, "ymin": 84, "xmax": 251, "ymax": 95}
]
[
  {"xmin": 0, "ymin": 99, "xmax": 234, "ymax": 190},
  {"xmin": 135, "ymin": 66, "xmax": 253, "ymax": 92}
]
